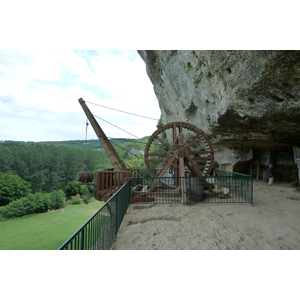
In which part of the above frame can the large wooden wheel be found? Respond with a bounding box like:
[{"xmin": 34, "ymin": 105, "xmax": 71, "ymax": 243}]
[{"xmin": 144, "ymin": 122, "xmax": 214, "ymax": 179}]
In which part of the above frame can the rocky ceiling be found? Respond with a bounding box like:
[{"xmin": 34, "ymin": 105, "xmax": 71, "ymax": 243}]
[{"xmin": 138, "ymin": 50, "xmax": 300, "ymax": 150}]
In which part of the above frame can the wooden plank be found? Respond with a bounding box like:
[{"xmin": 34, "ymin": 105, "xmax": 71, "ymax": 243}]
[{"xmin": 130, "ymin": 197, "xmax": 155, "ymax": 203}]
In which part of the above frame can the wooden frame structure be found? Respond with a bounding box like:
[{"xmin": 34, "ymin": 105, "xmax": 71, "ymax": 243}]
[{"xmin": 78, "ymin": 99, "xmax": 216, "ymax": 203}]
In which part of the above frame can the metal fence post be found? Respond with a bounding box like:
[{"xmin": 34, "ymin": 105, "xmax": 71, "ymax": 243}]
[
  {"xmin": 80, "ymin": 230, "xmax": 85, "ymax": 250},
  {"xmin": 128, "ymin": 178, "xmax": 131, "ymax": 206},
  {"xmin": 115, "ymin": 194, "xmax": 119, "ymax": 236},
  {"xmin": 250, "ymin": 177, "xmax": 254, "ymax": 206}
]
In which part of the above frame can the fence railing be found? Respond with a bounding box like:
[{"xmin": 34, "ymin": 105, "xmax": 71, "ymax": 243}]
[
  {"xmin": 130, "ymin": 170, "xmax": 253, "ymax": 205},
  {"xmin": 210, "ymin": 169, "xmax": 253, "ymax": 204},
  {"xmin": 58, "ymin": 180, "xmax": 131, "ymax": 250},
  {"xmin": 58, "ymin": 170, "xmax": 253, "ymax": 249}
]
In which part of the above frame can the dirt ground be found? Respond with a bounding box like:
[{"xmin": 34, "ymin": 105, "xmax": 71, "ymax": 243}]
[{"xmin": 112, "ymin": 180, "xmax": 300, "ymax": 250}]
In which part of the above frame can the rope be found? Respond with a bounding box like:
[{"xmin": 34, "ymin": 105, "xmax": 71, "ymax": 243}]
[
  {"xmin": 82, "ymin": 99, "xmax": 161, "ymax": 142},
  {"xmin": 80, "ymin": 101, "xmax": 165, "ymax": 177},
  {"xmin": 84, "ymin": 120, "xmax": 88, "ymax": 161},
  {"xmin": 85, "ymin": 100, "xmax": 159, "ymax": 121},
  {"xmin": 82, "ymin": 120, "xmax": 90, "ymax": 172},
  {"xmin": 109, "ymin": 139, "xmax": 145, "ymax": 178},
  {"xmin": 93, "ymin": 114, "xmax": 141, "ymax": 139}
]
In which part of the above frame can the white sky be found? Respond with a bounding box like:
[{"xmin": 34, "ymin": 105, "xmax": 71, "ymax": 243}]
[
  {"xmin": 1, "ymin": 1, "xmax": 297, "ymax": 143},
  {"xmin": 0, "ymin": 50, "xmax": 160, "ymax": 141}
]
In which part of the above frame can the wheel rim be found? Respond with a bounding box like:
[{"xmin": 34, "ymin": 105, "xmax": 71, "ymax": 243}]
[{"xmin": 144, "ymin": 122, "xmax": 214, "ymax": 178}]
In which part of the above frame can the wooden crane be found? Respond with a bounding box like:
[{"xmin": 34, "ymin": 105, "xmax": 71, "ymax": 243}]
[
  {"xmin": 78, "ymin": 98, "xmax": 129, "ymax": 172},
  {"xmin": 77, "ymin": 98, "xmax": 215, "ymax": 203},
  {"xmin": 78, "ymin": 98, "xmax": 139, "ymax": 200}
]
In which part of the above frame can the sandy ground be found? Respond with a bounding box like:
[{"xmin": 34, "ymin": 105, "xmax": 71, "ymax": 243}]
[{"xmin": 112, "ymin": 180, "xmax": 300, "ymax": 250}]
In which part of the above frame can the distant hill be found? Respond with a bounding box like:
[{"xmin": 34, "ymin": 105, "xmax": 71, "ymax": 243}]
[
  {"xmin": 1, "ymin": 138, "xmax": 137, "ymax": 150},
  {"xmin": 1, "ymin": 137, "xmax": 151, "ymax": 180}
]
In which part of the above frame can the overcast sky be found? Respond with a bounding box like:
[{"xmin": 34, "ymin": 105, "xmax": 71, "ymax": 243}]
[
  {"xmin": 0, "ymin": 50, "xmax": 160, "ymax": 142},
  {"xmin": 0, "ymin": 1, "xmax": 297, "ymax": 143}
]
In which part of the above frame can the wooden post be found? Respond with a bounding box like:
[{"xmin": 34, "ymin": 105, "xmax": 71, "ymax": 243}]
[{"xmin": 256, "ymin": 163, "xmax": 260, "ymax": 181}]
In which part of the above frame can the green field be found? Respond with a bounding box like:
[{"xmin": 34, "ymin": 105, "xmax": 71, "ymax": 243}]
[{"xmin": 0, "ymin": 201, "xmax": 104, "ymax": 250}]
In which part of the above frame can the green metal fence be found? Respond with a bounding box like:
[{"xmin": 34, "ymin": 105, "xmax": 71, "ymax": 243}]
[
  {"xmin": 213, "ymin": 169, "xmax": 253, "ymax": 204},
  {"xmin": 58, "ymin": 180, "xmax": 131, "ymax": 250},
  {"xmin": 58, "ymin": 170, "xmax": 253, "ymax": 250},
  {"xmin": 130, "ymin": 170, "xmax": 253, "ymax": 205}
]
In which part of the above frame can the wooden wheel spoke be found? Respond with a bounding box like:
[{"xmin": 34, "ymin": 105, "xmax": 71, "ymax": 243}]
[
  {"xmin": 184, "ymin": 149, "xmax": 203, "ymax": 176},
  {"xmin": 172, "ymin": 124, "xmax": 177, "ymax": 142},
  {"xmin": 155, "ymin": 150, "xmax": 179, "ymax": 177},
  {"xmin": 186, "ymin": 149, "xmax": 212, "ymax": 160},
  {"xmin": 144, "ymin": 122, "xmax": 214, "ymax": 180},
  {"xmin": 185, "ymin": 133, "xmax": 202, "ymax": 148},
  {"xmin": 155, "ymin": 135, "xmax": 171, "ymax": 149},
  {"xmin": 193, "ymin": 156, "xmax": 212, "ymax": 161},
  {"xmin": 184, "ymin": 150, "xmax": 214, "ymax": 193}
]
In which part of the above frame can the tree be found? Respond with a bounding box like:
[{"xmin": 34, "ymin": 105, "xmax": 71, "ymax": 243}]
[
  {"xmin": 0, "ymin": 143, "xmax": 102, "ymax": 193},
  {"xmin": 0, "ymin": 173, "xmax": 32, "ymax": 206}
]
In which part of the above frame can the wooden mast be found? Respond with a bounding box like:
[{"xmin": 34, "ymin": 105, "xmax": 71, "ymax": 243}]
[{"xmin": 78, "ymin": 98, "xmax": 128, "ymax": 172}]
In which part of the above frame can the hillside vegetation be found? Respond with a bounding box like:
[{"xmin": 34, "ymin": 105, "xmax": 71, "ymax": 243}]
[
  {"xmin": 0, "ymin": 137, "xmax": 151, "ymax": 249},
  {"xmin": 1, "ymin": 138, "xmax": 136, "ymax": 150},
  {"xmin": 0, "ymin": 137, "xmax": 149, "ymax": 193}
]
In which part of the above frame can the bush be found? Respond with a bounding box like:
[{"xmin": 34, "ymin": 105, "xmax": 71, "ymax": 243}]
[
  {"xmin": 1, "ymin": 190, "xmax": 67, "ymax": 218},
  {"xmin": 65, "ymin": 181, "xmax": 82, "ymax": 197},
  {"xmin": 0, "ymin": 206, "xmax": 5, "ymax": 217},
  {"xmin": 22, "ymin": 194, "xmax": 39, "ymax": 215},
  {"xmin": 80, "ymin": 185, "xmax": 94, "ymax": 204},
  {"xmin": 35, "ymin": 193, "xmax": 51, "ymax": 213},
  {"xmin": 50, "ymin": 190, "xmax": 66, "ymax": 209},
  {"xmin": 70, "ymin": 194, "xmax": 82, "ymax": 205},
  {"xmin": 2, "ymin": 200, "xmax": 27, "ymax": 218},
  {"xmin": 65, "ymin": 181, "xmax": 94, "ymax": 199}
]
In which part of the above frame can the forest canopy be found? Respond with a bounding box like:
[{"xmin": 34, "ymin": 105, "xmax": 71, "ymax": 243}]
[
  {"xmin": 0, "ymin": 138, "xmax": 148, "ymax": 194},
  {"xmin": 0, "ymin": 143, "xmax": 105, "ymax": 192}
]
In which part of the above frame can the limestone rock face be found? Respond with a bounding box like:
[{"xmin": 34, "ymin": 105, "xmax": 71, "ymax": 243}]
[{"xmin": 138, "ymin": 50, "xmax": 300, "ymax": 180}]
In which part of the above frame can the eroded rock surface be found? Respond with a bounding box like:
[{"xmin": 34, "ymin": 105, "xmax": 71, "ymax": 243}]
[{"xmin": 138, "ymin": 50, "xmax": 300, "ymax": 180}]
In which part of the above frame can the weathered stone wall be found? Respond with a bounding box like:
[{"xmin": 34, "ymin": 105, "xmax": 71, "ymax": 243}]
[{"xmin": 138, "ymin": 50, "xmax": 300, "ymax": 182}]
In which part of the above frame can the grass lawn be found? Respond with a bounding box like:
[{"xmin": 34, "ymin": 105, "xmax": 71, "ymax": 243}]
[{"xmin": 0, "ymin": 200, "xmax": 104, "ymax": 250}]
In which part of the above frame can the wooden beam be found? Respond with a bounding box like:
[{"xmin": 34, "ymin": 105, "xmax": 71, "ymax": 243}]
[{"xmin": 78, "ymin": 98, "xmax": 127, "ymax": 172}]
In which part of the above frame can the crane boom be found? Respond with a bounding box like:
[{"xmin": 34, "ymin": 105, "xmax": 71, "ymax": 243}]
[{"xmin": 78, "ymin": 98, "xmax": 128, "ymax": 172}]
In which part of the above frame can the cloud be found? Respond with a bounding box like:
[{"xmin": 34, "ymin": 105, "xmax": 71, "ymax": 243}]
[{"xmin": 0, "ymin": 50, "xmax": 160, "ymax": 142}]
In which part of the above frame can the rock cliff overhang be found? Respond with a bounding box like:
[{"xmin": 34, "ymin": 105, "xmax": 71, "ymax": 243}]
[
  {"xmin": 138, "ymin": 50, "xmax": 300, "ymax": 150},
  {"xmin": 138, "ymin": 50, "xmax": 300, "ymax": 181}
]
